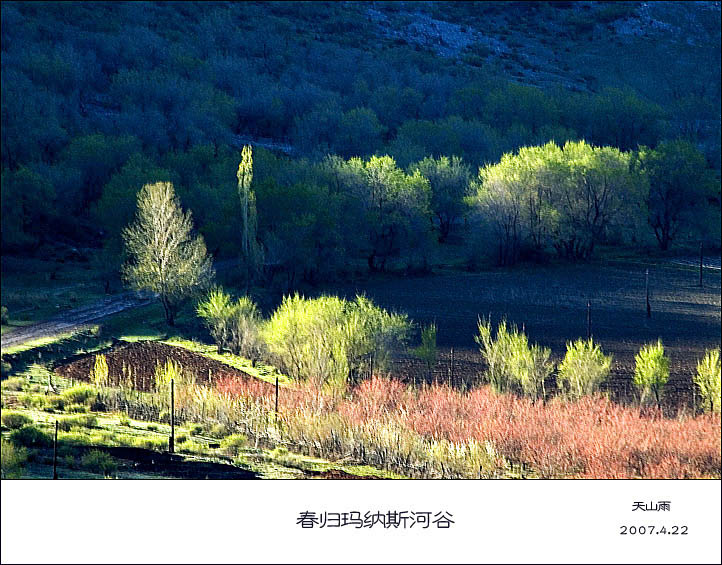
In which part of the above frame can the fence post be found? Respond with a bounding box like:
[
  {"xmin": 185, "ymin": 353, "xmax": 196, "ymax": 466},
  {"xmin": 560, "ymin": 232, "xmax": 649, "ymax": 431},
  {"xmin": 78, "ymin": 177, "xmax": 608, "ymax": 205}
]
[
  {"xmin": 450, "ymin": 348, "xmax": 454, "ymax": 388},
  {"xmin": 587, "ymin": 300, "xmax": 591, "ymax": 339},
  {"xmin": 53, "ymin": 421, "xmax": 59, "ymax": 480},
  {"xmin": 169, "ymin": 378, "xmax": 175, "ymax": 454},
  {"xmin": 699, "ymin": 242, "xmax": 704, "ymax": 287},
  {"xmin": 645, "ymin": 269, "xmax": 651, "ymax": 318},
  {"xmin": 274, "ymin": 376, "xmax": 279, "ymax": 422}
]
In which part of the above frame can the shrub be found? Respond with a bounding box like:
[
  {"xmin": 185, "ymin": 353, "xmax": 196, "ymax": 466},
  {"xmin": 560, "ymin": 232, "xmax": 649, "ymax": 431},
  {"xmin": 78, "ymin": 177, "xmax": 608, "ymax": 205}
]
[
  {"xmin": 263, "ymin": 294, "xmax": 410, "ymax": 389},
  {"xmin": 412, "ymin": 323, "xmax": 437, "ymax": 381},
  {"xmin": 91, "ymin": 354, "xmax": 109, "ymax": 388},
  {"xmin": 1, "ymin": 411, "xmax": 33, "ymax": 430},
  {"xmin": 634, "ymin": 340, "xmax": 669, "ymax": 406},
  {"xmin": 189, "ymin": 423, "xmax": 204, "ymax": 435},
  {"xmin": 209, "ymin": 422, "xmax": 230, "ymax": 438},
  {"xmin": 1, "ymin": 439, "xmax": 27, "ymax": 479},
  {"xmin": 80, "ymin": 450, "xmax": 117, "ymax": 477},
  {"xmin": 0, "ymin": 305, "xmax": 8, "ymax": 324},
  {"xmin": 220, "ymin": 433, "xmax": 247, "ymax": 455},
  {"xmin": 1, "ymin": 377, "xmax": 25, "ymax": 391},
  {"xmin": 66, "ymin": 403, "xmax": 89, "ymax": 413},
  {"xmin": 175, "ymin": 433, "xmax": 187, "ymax": 444},
  {"xmin": 61, "ymin": 384, "xmax": 96, "ymax": 406},
  {"xmin": 154, "ymin": 359, "xmax": 183, "ymax": 394},
  {"xmin": 557, "ymin": 339, "xmax": 612, "ymax": 399},
  {"xmin": 18, "ymin": 393, "xmax": 44, "ymax": 409},
  {"xmin": 475, "ymin": 317, "xmax": 553, "ymax": 399},
  {"xmin": 197, "ymin": 288, "xmax": 265, "ymax": 359},
  {"xmin": 146, "ymin": 423, "xmax": 159, "ymax": 431},
  {"xmin": 58, "ymin": 415, "xmax": 98, "ymax": 432},
  {"xmin": 694, "ymin": 349, "xmax": 721, "ymax": 413},
  {"xmin": 44, "ymin": 395, "xmax": 66, "ymax": 411},
  {"xmin": 10, "ymin": 425, "xmax": 53, "ymax": 448},
  {"xmin": 118, "ymin": 412, "xmax": 131, "ymax": 426},
  {"xmin": 133, "ymin": 437, "xmax": 166, "ymax": 452},
  {"xmin": 178, "ymin": 440, "xmax": 204, "ymax": 455},
  {"xmin": 63, "ymin": 454, "xmax": 76, "ymax": 469}
]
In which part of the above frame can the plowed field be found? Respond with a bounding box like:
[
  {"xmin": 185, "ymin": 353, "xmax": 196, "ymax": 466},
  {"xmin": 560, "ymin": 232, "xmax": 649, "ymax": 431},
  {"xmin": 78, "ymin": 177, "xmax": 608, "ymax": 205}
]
[{"xmin": 54, "ymin": 341, "xmax": 258, "ymax": 392}]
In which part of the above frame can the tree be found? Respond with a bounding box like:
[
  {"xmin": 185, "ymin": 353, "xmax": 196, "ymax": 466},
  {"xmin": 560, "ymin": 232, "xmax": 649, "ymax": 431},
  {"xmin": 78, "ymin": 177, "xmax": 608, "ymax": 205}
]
[
  {"xmin": 410, "ymin": 156, "xmax": 471, "ymax": 242},
  {"xmin": 633, "ymin": 340, "xmax": 669, "ymax": 407},
  {"xmin": 0, "ymin": 165, "xmax": 56, "ymax": 250},
  {"xmin": 471, "ymin": 153, "xmax": 527, "ymax": 266},
  {"xmin": 471, "ymin": 141, "xmax": 643, "ymax": 264},
  {"xmin": 412, "ymin": 323, "xmax": 437, "ymax": 382},
  {"xmin": 197, "ymin": 287, "xmax": 263, "ymax": 359},
  {"xmin": 634, "ymin": 140, "xmax": 715, "ymax": 250},
  {"xmin": 237, "ymin": 145, "xmax": 262, "ymax": 285},
  {"xmin": 550, "ymin": 141, "xmax": 639, "ymax": 260},
  {"xmin": 557, "ymin": 338, "xmax": 612, "ymax": 399},
  {"xmin": 694, "ymin": 349, "xmax": 721, "ymax": 413},
  {"xmin": 122, "ymin": 181, "xmax": 214, "ymax": 325},
  {"xmin": 326, "ymin": 155, "xmax": 432, "ymax": 272}
]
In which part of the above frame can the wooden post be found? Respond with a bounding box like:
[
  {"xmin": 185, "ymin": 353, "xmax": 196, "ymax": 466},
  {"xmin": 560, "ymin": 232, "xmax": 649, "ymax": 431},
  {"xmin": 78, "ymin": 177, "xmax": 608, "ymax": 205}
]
[
  {"xmin": 645, "ymin": 269, "xmax": 651, "ymax": 318},
  {"xmin": 274, "ymin": 376, "xmax": 279, "ymax": 420},
  {"xmin": 586, "ymin": 300, "xmax": 591, "ymax": 339},
  {"xmin": 169, "ymin": 378, "xmax": 175, "ymax": 454},
  {"xmin": 450, "ymin": 348, "xmax": 454, "ymax": 388},
  {"xmin": 53, "ymin": 421, "xmax": 58, "ymax": 480},
  {"xmin": 699, "ymin": 242, "xmax": 703, "ymax": 287}
]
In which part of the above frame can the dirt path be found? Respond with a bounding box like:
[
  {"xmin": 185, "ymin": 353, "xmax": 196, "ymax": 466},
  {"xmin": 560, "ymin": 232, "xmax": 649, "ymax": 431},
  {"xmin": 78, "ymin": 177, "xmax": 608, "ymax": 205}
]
[{"xmin": 1, "ymin": 291, "xmax": 153, "ymax": 350}]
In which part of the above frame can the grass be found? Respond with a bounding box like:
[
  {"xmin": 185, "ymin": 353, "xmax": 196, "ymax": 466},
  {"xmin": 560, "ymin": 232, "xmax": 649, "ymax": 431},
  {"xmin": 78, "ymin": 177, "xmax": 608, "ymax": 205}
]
[
  {"xmin": 1, "ymin": 257, "xmax": 107, "ymax": 325},
  {"xmin": 162, "ymin": 338, "xmax": 293, "ymax": 386},
  {"xmin": 1, "ymin": 377, "xmax": 395, "ymax": 479},
  {"xmin": 1, "ymin": 328, "xmax": 90, "ymax": 356}
]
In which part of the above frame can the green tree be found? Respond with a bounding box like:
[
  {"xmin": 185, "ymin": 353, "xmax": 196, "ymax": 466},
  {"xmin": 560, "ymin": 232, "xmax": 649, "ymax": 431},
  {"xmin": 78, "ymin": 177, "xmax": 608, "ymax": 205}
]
[
  {"xmin": 413, "ymin": 323, "xmax": 438, "ymax": 382},
  {"xmin": 197, "ymin": 287, "xmax": 264, "ymax": 359},
  {"xmin": 327, "ymin": 155, "xmax": 432, "ymax": 272},
  {"xmin": 262, "ymin": 294, "xmax": 410, "ymax": 390},
  {"xmin": 470, "ymin": 153, "xmax": 527, "ymax": 266},
  {"xmin": 634, "ymin": 140, "xmax": 716, "ymax": 250},
  {"xmin": 694, "ymin": 349, "xmax": 721, "ymax": 413},
  {"xmin": 557, "ymin": 338, "xmax": 612, "ymax": 399},
  {"xmin": 237, "ymin": 145, "xmax": 262, "ymax": 284},
  {"xmin": 554, "ymin": 142, "xmax": 639, "ymax": 259},
  {"xmin": 122, "ymin": 181, "xmax": 214, "ymax": 326},
  {"xmin": 633, "ymin": 340, "xmax": 669, "ymax": 407},
  {"xmin": 410, "ymin": 156, "xmax": 471, "ymax": 242},
  {"xmin": 0, "ymin": 165, "xmax": 56, "ymax": 250}
]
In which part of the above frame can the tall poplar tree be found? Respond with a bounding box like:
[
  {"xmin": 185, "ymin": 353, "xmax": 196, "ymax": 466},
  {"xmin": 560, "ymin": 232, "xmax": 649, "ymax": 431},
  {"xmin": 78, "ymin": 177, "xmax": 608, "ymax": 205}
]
[{"xmin": 237, "ymin": 145, "xmax": 261, "ymax": 284}]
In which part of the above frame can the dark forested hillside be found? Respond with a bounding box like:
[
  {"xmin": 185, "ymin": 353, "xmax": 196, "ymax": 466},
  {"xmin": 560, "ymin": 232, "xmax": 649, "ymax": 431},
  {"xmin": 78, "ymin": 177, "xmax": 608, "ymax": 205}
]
[{"xmin": 1, "ymin": 1, "xmax": 720, "ymax": 275}]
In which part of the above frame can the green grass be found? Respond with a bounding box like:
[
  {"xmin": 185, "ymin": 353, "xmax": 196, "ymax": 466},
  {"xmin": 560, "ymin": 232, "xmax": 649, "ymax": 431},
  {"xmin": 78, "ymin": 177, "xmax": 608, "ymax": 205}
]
[
  {"xmin": 162, "ymin": 338, "xmax": 293, "ymax": 386},
  {"xmin": 1, "ymin": 328, "xmax": 91, "ymax": 356},
  {"xmin": 2, "ymin": 379, "xmax": 397, "ymax": 479},
  {"xmin": 1, "ymin": 258, "xmax": 107, "ymax": 324}
]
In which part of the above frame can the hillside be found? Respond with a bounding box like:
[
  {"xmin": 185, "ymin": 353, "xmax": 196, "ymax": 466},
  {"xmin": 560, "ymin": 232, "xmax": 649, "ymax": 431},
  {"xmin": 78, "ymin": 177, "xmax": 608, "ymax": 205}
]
[{"xmin": 1, "ymin": 1, "xmax": 720, "ymax": 261}]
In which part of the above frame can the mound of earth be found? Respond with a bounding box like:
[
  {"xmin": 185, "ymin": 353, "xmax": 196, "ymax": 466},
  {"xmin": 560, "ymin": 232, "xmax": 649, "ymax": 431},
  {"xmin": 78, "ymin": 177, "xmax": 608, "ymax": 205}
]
[{"xmin": 54, "ymin": 341, "xmax": 257, "ymax": 392}]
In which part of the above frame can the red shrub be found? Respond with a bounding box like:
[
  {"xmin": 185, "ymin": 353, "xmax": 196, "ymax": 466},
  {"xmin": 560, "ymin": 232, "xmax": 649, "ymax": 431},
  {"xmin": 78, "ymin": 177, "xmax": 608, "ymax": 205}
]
[{"xmin": 214, "ymin": 374, "xmax": 721, "ymax": 478}]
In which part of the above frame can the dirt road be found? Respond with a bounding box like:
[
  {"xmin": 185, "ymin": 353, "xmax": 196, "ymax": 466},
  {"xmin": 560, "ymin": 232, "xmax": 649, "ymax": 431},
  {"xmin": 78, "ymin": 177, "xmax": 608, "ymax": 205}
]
[{"xmin": 1, "ymin": 291, "xmax": 153, "ymax": 351}]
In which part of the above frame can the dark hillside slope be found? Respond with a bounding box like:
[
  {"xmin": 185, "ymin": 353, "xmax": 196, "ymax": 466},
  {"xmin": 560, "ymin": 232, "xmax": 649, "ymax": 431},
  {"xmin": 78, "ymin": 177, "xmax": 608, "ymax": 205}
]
[{"xmin": 1, "ymin": 1, "xmax": 719, "ymax": 253}]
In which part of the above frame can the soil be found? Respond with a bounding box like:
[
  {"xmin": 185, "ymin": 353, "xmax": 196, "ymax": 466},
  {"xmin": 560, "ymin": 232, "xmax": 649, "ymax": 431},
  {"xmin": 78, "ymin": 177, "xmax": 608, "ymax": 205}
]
[
  {"xmin": 54, "ymin": 341, "xmax": 259, "ymax": 392},
  {"xmin": 322, "ymin": 261, "xmax": 722, "ymax": 410}
]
